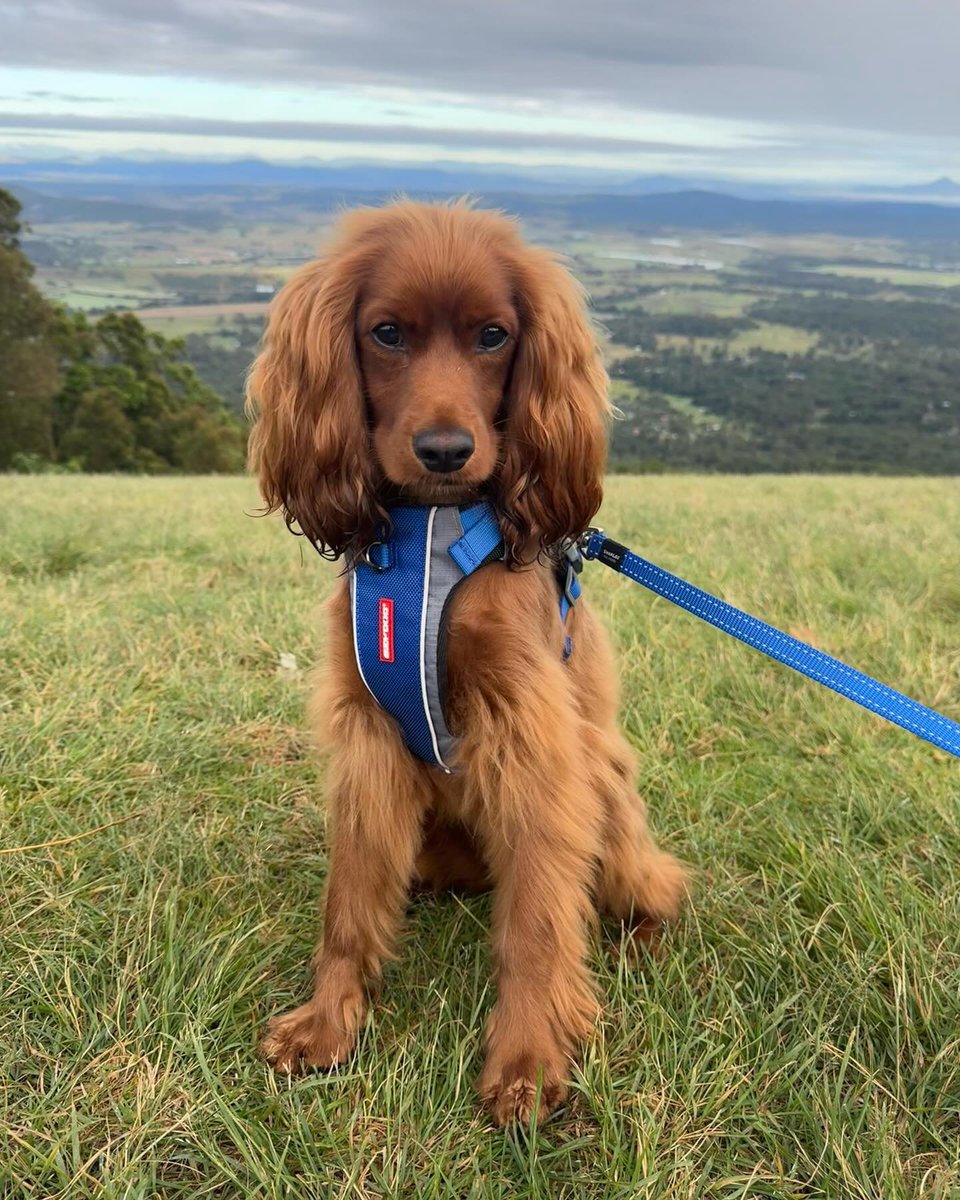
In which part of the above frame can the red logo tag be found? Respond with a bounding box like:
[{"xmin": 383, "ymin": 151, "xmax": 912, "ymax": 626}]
[{"xmin": 378, "ymin": 598, "xmax": 394, "ymax": 662}]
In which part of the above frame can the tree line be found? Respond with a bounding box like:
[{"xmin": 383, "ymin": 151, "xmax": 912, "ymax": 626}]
[{"xmin": 0, "ymin": 188, "xmax": 246, "ymax": 473}]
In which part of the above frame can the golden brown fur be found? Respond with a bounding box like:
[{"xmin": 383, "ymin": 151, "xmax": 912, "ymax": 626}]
[{"xmin": 247, "ymin": 201, "xmax": 686, "ymax": 1126}]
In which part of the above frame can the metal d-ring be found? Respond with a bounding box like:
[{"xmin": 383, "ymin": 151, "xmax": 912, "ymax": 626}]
[{"xmin": 360, "ymin": 541, "xmax": 390, "ymax": 572}]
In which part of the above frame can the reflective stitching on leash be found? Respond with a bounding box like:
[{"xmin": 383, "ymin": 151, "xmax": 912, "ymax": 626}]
[{"xmin": 582, "ymin": 529, "xmax": 960, "ymax": 759}]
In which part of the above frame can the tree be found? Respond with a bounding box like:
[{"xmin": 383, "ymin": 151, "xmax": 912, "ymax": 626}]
[
  {"xmin": 0, "ymin": 188, "xmax": 23, "ymax": 249},
  {"xmin": 51, "ymin": 310, "xmax": 246, "ymax": 472},
  {"xmin": 0, "ymin": 189, "xmax": 59, "ymax": 467},
  {"xmin": 173, "ymin": 407, "xmax": 247, "ymax": 472},
  {"xmin": 0, "ymin": 189, "xmax": 247, "ymax": 473},
  {"xmin": 60, "ymin": 388, "xmax": 136, "ymax": 471}
]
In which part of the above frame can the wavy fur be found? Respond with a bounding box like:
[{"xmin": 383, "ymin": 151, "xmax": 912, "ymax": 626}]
[{"xmin": 250, "ymin": 202, "xmax": 687, "ymax": 1127}]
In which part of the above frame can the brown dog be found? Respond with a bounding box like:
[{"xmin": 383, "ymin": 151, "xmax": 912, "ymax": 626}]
[{"xmin": 247, "ymin": 201, "xmax": 686, "ymax": 1125}]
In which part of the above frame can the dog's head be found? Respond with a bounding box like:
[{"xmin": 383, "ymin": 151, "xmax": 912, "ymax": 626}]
[{"xmin": 247, "ymin": 201, "xmax": 610, "ymax": 563}]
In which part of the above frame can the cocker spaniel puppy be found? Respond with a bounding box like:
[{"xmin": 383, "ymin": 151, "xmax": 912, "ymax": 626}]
[{"xmin": 247, "ymin": 200, "xmax": 686, "ymax": 1126}]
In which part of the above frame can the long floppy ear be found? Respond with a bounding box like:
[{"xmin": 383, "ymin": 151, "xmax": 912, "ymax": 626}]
[
  {"xmin": 497, "ymin": 247, "xmax": 611, "ymax": 564},
  {"xmin": 245, "ymin": 247, "xmax": 379, "ymax": 558}
]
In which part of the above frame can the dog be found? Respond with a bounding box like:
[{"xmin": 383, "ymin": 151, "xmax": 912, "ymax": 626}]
[{"xmin": 246, "ymin": 200, "xmax": 686, "ymax": 1126}]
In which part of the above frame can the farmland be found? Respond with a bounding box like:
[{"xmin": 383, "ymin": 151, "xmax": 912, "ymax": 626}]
[{"xmin": 21, "ymin": 203, "xmax": 960, "ymax": 475}]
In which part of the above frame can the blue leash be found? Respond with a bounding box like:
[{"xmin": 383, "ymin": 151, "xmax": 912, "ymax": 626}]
[{"xmin": 580, "ymin": 529, "xmax": 960, "ymax": 759}]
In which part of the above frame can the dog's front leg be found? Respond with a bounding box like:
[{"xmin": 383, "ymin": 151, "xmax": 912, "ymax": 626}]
[
  {"xmin": 261, "ymin": 702, "xmax": 425, "ymax": 1074},
  {"xmin": 457, "ymin": 629, "xmax": 603, "ymax": 1126}
]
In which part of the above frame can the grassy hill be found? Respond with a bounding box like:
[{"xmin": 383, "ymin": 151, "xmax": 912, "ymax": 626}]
[{"xmin": 2, "ymin": 475, "xmax": 958, "ymax": 1197}]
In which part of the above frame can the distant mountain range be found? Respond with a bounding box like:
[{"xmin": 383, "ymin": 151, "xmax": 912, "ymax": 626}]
[
  {"xmin": 4, "ymin": 155, "xmax": 959, "ymax": 203},
  {"xmin": 512, "ymin": 190, "xmax": 960, "ymax": 240},
  {"xmin": 866, "ymin": 175, "xmax": 960, "ymax": 199},
  {"xmin": 6, "ymin": 157, "xmax": 960, "ymax": 241},
  {"xmin": 10, "ymin": 184, "xmax": 223, "ymax": 228}
]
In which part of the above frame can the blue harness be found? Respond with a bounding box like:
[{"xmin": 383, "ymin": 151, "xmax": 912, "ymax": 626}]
[{"xmin": 350, "ymin": 501, "xmax": 582, "ymax": 772}]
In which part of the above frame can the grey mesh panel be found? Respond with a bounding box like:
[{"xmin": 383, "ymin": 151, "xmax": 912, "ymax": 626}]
[{"xmin": 423, "ymin": 506, "xmax": 465, "ymax": 769}]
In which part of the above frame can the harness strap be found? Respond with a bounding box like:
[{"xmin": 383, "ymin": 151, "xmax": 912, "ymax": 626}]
[
  {"xmin": 449, "ymin": 502, "xmax": 504, "ymax": 573},
  {"xmin": 582, "ymin": 530, "xmax": 960, "ymax": 759},
  {"xmin": 559, "ymin": 543, "xmax": 583, "ymax": 623}
]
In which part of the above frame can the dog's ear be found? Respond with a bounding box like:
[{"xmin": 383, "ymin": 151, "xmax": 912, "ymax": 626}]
[
  {"xmin": 497, "ymin": 248, "xmax": 610, "ymax": 563},
  {"xmin": 246, "ymin": 247, "xmax": 379, "ymax": 558}
]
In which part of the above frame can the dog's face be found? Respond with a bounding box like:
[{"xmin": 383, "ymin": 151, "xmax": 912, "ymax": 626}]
[
  {"xmin": 247, "ymin": 201, "xmax": 611, "ymax": 562},
  {"xmin": 356, "ymin": 243, "xmax": 516, "ymax": 504}
]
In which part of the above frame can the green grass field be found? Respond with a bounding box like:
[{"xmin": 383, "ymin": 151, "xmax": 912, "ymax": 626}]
[
  {"xmin": 2, "ymin": 475, "xmax": 959, "ymax": 1199},
  {"xmin": 812, "ymin": 265, "xmax": 960, "ymax": 289},
  {"xmin": 135, "ymin": 306, "xmax": 271, "ymax": 337},
  {"xmin": 655, "ymin": 323, "xmax": 820, "ymax": 358},
  {"xmin": 642, "ymin": 289, "xmax": 757, "ymax": 317}
]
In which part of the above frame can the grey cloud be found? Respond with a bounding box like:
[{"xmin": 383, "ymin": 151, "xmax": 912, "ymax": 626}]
[
  {"xmin": 1, "ymin": 0, "xmax": 958, "ymax": 142},
  {"xmin": 0, "ymin": 109, "xmax": 739, "ymax": 155},
  {"xmin": 27, "ymin": 89, "xmax": 117, "ymax": 102}
]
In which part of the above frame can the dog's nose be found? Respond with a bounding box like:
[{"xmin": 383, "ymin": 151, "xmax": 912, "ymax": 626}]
[{"xmin": 412, "ymin": 428, "xmax": 475, "ymax": 474}]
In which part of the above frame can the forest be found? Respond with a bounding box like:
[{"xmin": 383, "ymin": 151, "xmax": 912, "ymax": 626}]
[
  {"xmin": 610, "ymin": 346, "xmax": 959, "ymax": 473},
  {"xmin": 604, "ymin": 265, "xmax": 960, "ymax": 473},
  {"xmin": 0, "ymin": 189, "xmax": 246, "ymax": 473}
]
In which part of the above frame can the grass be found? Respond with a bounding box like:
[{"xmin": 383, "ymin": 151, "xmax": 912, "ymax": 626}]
[
  {"xmin": 642, "ymin": 290, "xmax": 757, "ymax": 318},
  {"xmin": 33, "ymin": 277, "xmax": 175, "ymax": 313},
  {"xmin": 655, "ymin": 323, "xmax": 820, "ymax": 357},
  {"xmin": 135, "ymin": 305, "xmax": 271, "ymax": 336},
  {"xmin": 812, "ymin": 265, "xmax": 960, "ymax": 288},
  {"xmin": 728, "ymin": 323, "xmax": 820, "ymax": 355},
  {"xmin": 1, "ymin": 474, "xmax": 959, "ymax": 1199}
]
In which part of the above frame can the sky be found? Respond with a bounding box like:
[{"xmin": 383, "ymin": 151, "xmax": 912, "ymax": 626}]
[{"xmin": 0, "ymin": 0, "xmax": 958, "ymax": 184}]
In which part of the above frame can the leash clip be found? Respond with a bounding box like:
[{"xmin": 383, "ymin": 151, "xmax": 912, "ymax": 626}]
[{"xmin": 577, "ymin": 526, "xmax": 603, "ymax": 556}]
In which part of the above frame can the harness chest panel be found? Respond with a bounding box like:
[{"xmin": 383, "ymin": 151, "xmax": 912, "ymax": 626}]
[
  {"xmin": 350, "ymin": 503, "xmax": 503, "ymax": 772},
  {"xmin": 350, "ymin": 501, "xmax": 584, "ymax": 772}
]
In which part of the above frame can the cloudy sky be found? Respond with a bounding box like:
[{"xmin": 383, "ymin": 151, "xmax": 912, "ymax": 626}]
[{"xmin": 1, "ymin": 0, "xmax": 958, "ymax": 183}]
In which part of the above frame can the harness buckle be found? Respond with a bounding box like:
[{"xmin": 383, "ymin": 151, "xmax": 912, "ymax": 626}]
[{"xmin": 563, "ymin": 568, "xmax": 581, "ymax": 611}]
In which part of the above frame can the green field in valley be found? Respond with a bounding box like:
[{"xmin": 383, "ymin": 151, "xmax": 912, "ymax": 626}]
[{"xmin": 2, "ymin": 474, "xmax": 959, "ymax": 1198}]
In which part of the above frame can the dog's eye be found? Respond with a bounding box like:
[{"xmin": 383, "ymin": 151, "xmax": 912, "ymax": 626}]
[
  {"xmin": 371, "ymin": 323, "xmax": 404, "ymax": 349},
  {"xmin": 478, "ymin": 325, "xmax": 509, "ymax": 351}
]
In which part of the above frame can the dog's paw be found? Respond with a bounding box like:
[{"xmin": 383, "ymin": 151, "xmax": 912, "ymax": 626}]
[
  {"xmin": 638, "ymin": 849, "xmax": 689, "ymax": 925},
  {"xmin": 259, "ymin": 1002, "xmax": 357, "ymax": 1075},
  {"xmin": 609, "ymin": 914, "xmax": 667, "ymax": 961},
  {"xmin": 479, "ymin": 1054, "xmax": 569, "ymax": 1127}
]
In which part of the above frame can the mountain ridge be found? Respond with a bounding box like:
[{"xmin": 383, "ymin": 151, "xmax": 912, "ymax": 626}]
[{"xmin": 4, "ymin": 155, "xmax": 959, "ymax": 204}]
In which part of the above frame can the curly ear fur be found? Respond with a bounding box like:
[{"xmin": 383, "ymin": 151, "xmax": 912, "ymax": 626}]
[
  {"xmin": 245, "ymin": 240, "xmax": 381, "ymax": 558},
  {"xmin": 496, "ymin": 247, "xmax": 611, "ymax": 563}
]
